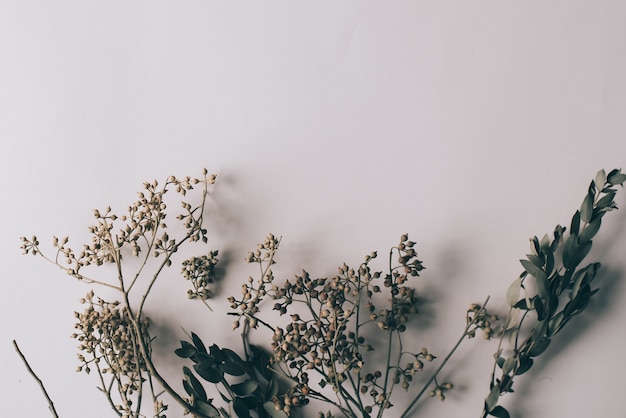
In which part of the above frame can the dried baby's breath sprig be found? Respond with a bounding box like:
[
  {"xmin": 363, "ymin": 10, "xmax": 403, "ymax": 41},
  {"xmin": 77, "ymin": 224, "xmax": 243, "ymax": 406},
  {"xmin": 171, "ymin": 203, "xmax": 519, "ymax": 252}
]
[
  {"xmin": 21, "ymin": 169, "xmax": 220, "ymax": 418},
  {"xmin": 72, "ymin": 292, "xmax": 150, "ymax": 417},
  {"xmin": 230, "ymin": 233, "xmax": 442, "ymax": 418},
  {"xmin": 182, "ymin": 250, "xmax": 219, "ymax": 310}
]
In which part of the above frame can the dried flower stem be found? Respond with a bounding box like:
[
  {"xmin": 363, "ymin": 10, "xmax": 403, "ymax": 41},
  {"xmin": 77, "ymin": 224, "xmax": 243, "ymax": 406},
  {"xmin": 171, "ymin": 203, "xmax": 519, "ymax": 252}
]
[
  {"xmin": 13, "ymin": 340, "xmax": 60, "ymax": 418},
  {"xmin": 400, "ymin": 296, "xmax": 491, "ymax": 418}
]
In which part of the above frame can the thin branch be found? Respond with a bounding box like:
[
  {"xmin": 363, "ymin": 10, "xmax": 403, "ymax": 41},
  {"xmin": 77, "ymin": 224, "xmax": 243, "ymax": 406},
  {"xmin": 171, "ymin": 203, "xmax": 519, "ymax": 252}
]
[
  {"xmin": 13, "ymin": 340, "xmax": 60, "ymax": 418},
  {"xmin": 399, "ymin": 296, "xmax": 491, "ymax": 418}
]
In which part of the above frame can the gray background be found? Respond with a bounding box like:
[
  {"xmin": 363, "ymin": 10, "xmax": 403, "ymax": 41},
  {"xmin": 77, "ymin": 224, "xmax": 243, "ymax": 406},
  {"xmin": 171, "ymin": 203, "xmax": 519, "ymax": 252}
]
[{"xmin": 2, "ymin": 2, "xmax": 625, "ymax": 417}]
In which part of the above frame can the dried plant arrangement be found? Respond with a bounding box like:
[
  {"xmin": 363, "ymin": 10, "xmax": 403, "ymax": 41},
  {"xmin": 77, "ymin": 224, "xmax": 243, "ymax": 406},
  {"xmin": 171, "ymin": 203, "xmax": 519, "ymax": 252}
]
[{"xmin": 17, "ymin": 168, "xmax": 626, "ymax": 418}]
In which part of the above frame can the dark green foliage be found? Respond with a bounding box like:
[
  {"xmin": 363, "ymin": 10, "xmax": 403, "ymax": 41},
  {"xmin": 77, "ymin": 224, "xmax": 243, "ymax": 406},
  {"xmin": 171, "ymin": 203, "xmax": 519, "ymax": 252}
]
[
  {"xmin": 175, "ymin": 334, "xmax": 289, "ymax": 418},
  {"xmin": 481, "ymin": 169, "xmax": 625, "ymax": 417}
]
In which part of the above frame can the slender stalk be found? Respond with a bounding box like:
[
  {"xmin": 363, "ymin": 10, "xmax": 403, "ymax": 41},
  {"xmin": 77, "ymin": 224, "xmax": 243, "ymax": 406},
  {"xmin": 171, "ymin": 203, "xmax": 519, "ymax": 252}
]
[
  {"xmin": 13, "ymin": 340, "xmax": 60, "ymax": 418},
  {"xmin": 399, "ymin": 296, "xmax": 491, "ymax": 418}
]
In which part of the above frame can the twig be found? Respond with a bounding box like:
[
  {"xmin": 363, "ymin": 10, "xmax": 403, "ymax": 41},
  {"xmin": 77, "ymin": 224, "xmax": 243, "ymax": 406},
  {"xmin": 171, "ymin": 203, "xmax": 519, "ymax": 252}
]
[
  {"xmin": 13, "ymin": 340, "xmax": 60, "ymax": 418},
  {"xmin": 399, "ymin": 296, "xmax": 491, "ymax": 418}
]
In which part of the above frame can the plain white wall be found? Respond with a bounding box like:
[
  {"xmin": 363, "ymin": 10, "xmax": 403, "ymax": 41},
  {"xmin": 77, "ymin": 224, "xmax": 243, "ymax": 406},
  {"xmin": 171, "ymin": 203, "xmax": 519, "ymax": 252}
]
[{"xmin": 1, "ymin": 2, "xmax": 625, "ymax": 417}]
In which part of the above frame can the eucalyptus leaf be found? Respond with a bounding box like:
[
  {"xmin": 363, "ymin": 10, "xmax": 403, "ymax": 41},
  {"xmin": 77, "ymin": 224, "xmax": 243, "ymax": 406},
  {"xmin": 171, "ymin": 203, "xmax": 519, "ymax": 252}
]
[
  {"xmin": 547, "ymin": 311, "xmax": 565, "ymax": 336},
  {"xmin": 176, "ymin": 341, "xmax": 197, "ymax": 358},
  {"xmin": 520, "ymin": 259, "xmax": 547, "ymax": 298},
  {"xmin": 571, "ymin": 240, "xmax": 592, "ymax": 267},
  {"xmin": 580, "ymin": 192, "xmax": 594, "ymax": 223},
  {"xmin": 192, "ymin": 332, "xmax": 208, "ymax": 354},
  {"xmin": 529, "ymin": 320, "xmax": 547, "ymax": 343},
  {"xmin": 531, "ymin": 297, "xmax": 544, "ymax": 321},
  {"xmin": 545, "ymin": 251, "xmax": 555, "ymax": 276},
  {"xmin": 528, "ymin": 338, "xmax": 551, "ymax": 357},
  {"xmin": 595, "ymin": 169, "xmax": 607, "ymax": 191},
  {"xmin": 231, "ymin": 379, "xmax": 259, "ymax": 396},
  {"xmin": 550, "ymin": 225, "xmax": 565, "ymax": 252},
  {"xmin": 515, "ymin": 356, "xmax": 533, "ymax": 375},
  {"xmin": 596, "ymin": 191, "xmax": 616, "ymax": 210},
  {"xmin": 209, "ymin": 344, "xmax": 224, "ymax": 363},
  {"xmin": 526, "ymin": 253, "xmax": 544, "ymax": 268},
  {"xmin": 506, "ymin": 278, "xmax": 522, "ymax": 307},
  {"xmin": 220, "ymin": 361, "xmax": 246, "ymax": 377},
  {"xmin": 489, "ymin": 406, "xmax": 511, "ymax": 418},
  {"xmin": 233, "ymin": 398, "xmax": 251, "ymax": 418},
  {"xmin": 485, "ymin": 384, "xmax": 501, "ymax": 412},
  {"xmin": 530, "ymin": 236, "xmax": 540, "ymax": 256},
  {"xmin": 562, "ymin": 234, "xmax": 578, "ymax": 269},
  {"xmin": 578, "ymin": 218, "xmax": 601, "ymax": 243},
  {"xmin": 502, "ymin": 356, "xmax": 516, "ymax": 375},
  {"xmin": 607, "ymin": 170, "xmax": 626, "ymax": 186},
  {"xmin": 184, "ymin": 366, "xmax": 208, "ymax": 402},
  {"xmin": 194, "ymin": 399, "xmax": 221, "ymax": 418},
  {"xmin": 195, "ymin": 362, "xmax": 224, "ymax": 383}
]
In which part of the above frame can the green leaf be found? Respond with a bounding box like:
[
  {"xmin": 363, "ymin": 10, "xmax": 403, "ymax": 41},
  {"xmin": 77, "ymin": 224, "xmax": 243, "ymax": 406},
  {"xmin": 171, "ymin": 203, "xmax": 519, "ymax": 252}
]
[
  {"xmin": 184, "ymin": 366, "xmax": 207, "ymax": 401},
  {"xmin": 529, "ymin": 321, "xmax": 547, "ymax": 346},
  {"xmin": 595, "ymin": 169, "xmax": 607, "ymax": 190},
  {"xmin": 489, "ymin": 406, "xmax": 511, "ymax": 418},
  {"xmin": 596, "ymin": 191, "xmax": 616, "ymax": 210},
  {"xmin": 580, "ymin": 192, "xmax": 594, "ymax": 223},
  {"xmin": 250, "ymin": 345, "xmax": 273, "ymax": 380},
  {"xmin": 176, "ymin": 341, "xmax": 197, "ymax": 358},
  {"xmin": 222, "ymin": 348, "xmax": 244, "ymax": 364},
  {"xmin": 551, "ymin": 225, "xmax": 565, "ymax": 252},
  {"xmin": 485, "ymin": 384, "xmax": 501, "ymax": 412},
  {"xmin": 506, "ymin": 278, "xmax": 522, "ymax": 307},
  {"xmin": 572, "ymin": 263, "xmax": 599, "ymax": 299},
  {"xmin": 233, "ymin": 398, "xmax": 251, "ymax": 418},
  {"xmin": 520, "ymin": 259, "xmax": 547, "ymax": 298},
  {"xmin": 547, "ymin": 311, "xmax": 565, "ymax": 336},
  {"xmin": 502, "ymin": 356, "xmax": 516, "ymax": 375},
  {"xmin": 195, "ymin": 362, "xmax": 224, "ymax": 383},
  {"xmin": 209, "ymin": 344, "xmax": 224, "ymax": 363},
  {"xmin": 578, "ymin": 218, "xmax": 601, "ymax": 243},
  {"xmin": 545, "ymin": 250, "xmax": 555, "ymax": 276},
  {"xmin": 192, "ymin": 332, "xmax": 208, "ymax": 354},
  {"xmin": 607, "ymin": 170, "xmax": 626, "ymax": 186},
  {"xmin": 534, "ymin": 297, "xmax": 545, "ymax": 321},
  {"xmin": 528, "ymin": 338, "xmax": 551, "ymax": 357},
  {"xmin": 220, "ymin": 361, "xmax": 246, "ymax": 377},
  {"xmin": 530, "ymin": 236, "xmax": 540, "ymax": 256},
  {"xmin": 539, "ymin": 233, "xmax": 550, "ymax": 251},
  {"xmin": 572, "ymin": 240, "xmax": 592, "ymax": 267},
  {"xmin": 526, "ymin": 253, "xmax": 544, "ymax": 268},
  {"xmin": 194, "ymin": 399, "xmax": 221, "ymax": 417},
  {"xmin": 562, "ymin": 234, "xmax": 578, "ymax": 270},
  {"xmin": 515, "ymin": 355, "xmax": 533, "ymax": 375},
  {"xmin": 231, "ymin": 379, "xmax": 259, "ymax": 396}
]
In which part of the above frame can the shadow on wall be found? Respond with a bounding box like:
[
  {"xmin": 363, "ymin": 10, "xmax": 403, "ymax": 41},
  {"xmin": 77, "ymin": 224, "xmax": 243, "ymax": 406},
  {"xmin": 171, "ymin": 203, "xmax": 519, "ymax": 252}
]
[{"xmin": 137, "ymin": 172, "xmax": 626, "ymax": 418}]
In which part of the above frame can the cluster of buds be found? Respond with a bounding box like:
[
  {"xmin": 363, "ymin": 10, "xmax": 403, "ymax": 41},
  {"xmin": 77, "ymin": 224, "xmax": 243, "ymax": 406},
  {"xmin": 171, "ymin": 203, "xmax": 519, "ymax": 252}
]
[
  {"xmin": 393, "ymin": 347, "xmax": 436, "ymax": 391},
  {"xmin": 181, "ymin": 250, "xmax": 219, "ymax": 300},
  {"xmin": 72, "ymin": 291, "xmax": 150, "ymax": 416},
  {"xmin": 430, "ymin": 381, "xmax": 454, "ymax": 401},
  {"xmin": 229, "ymin": 234, "xmax": 429, "ymax": 416},
  {"xmin": 271, "ymin": 384, "xmax": 310, "ymax": 416},
  {"xmin": 466, "ymin": 302, "xmax": 499, "ymax": 340}
]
